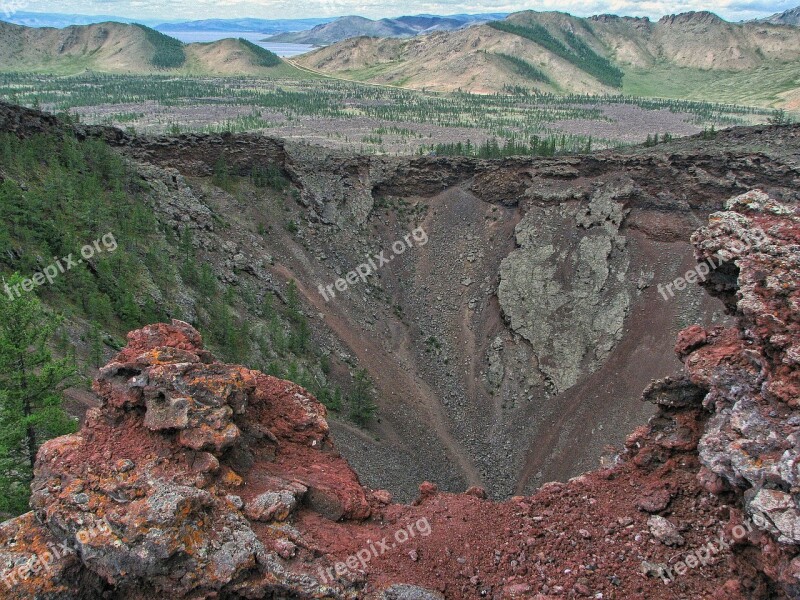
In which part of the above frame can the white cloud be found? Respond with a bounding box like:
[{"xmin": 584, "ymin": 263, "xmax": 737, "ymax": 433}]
[{"xmin": 12, "ymin": 0, "xmax": 797, "ymax": 22}]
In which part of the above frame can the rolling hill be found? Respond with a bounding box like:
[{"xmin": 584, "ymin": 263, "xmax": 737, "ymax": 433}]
[
  {"xmin": 0, "ymin": 21, "xmax": 296, "ymax": 75},
  {"xmin": 760, "ymin": 6, "xmax": 800, "ymax": 26},
  {"xmin": 155, "ymin": 18, "xmax": 335, "ymax": 35},
  {"xmin": 264, "ymin": 13, "xmax": 504, "ymax": 46},
  {"xmin": 295, "ymin": 10, "xmax": 800, "ymax": 107}
]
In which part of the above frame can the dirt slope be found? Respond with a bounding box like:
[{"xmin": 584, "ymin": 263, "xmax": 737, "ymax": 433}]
[
  {"xmin": 182, "ymin": 38, "xmax": 279, "ymax": 75},
  {"xmin": 297, "ymin": 24, "xmax": 616, "ymax": 94},
  {"xmin": 589, "ymin": 11, "xmax": 800, "ymax": 70},
  {"xmin": 0, "ymin": 20, "xmax": 157, "ymax": 73}
]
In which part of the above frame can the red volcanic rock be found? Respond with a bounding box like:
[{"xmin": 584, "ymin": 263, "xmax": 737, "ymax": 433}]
[
  {"xmin": 1, "ymin": 190, "xmax": 799, "ymax": 599},
  {"xmin": 414, "ymin": 481, "xmax": 439, "ymax": 505},
  {"xmin": 465, "ymin": 486, "xmax": 488, "ymax": 499},
  {"xmin": 635, "ymin": 487, "xmax": 673, "ymax": 513},
  {"xmin": 3, "ymin": 320, "xmax": 372, "ymax": 599},
  {"xmin": 675, "ymin": 324, "xmax": 709, "ymax": 358},
  {"xmin": 372, "ymin": 489, "xmax": 394, "ymax": 504},
  {"xmin": 697, "ymin": 466, "xmax": 731, "ymax": 495},
  {"xmin": 687, "ymin": 191, "xmax": 800, "ymax": 595}
]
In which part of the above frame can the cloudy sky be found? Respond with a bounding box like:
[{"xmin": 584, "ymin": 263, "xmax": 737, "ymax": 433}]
[{"xmin": 9, "ymin": 0, "xmax": 798, "ymax": 21}]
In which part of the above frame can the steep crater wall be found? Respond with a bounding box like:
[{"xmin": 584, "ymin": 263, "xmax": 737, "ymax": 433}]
[
  {"xmin": 3, "ymin": 101, "xmax": 800, "ymax": 501},
  {"xmin": 1, "ymin": 191, "xmax": 799, "ymax": 598}
]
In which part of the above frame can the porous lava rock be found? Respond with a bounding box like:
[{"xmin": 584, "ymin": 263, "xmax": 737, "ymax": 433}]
[{"xmin": 1, "ymin": 190, "xmax": 799, "ymax": 599}]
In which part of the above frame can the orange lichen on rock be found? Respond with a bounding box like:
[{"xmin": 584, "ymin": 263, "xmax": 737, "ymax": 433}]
[{"xmin": 0, "ymin": 191, "xmax": 799, "ymax": 599}]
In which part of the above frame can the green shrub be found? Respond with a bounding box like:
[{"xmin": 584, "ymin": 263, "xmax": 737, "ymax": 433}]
[
  {"xmin": 768, "ymin": 109, "xmax": 792, "ymax": 126},
  {"xmin": 212, "ymin": 156, "xmax": 233, "ymax": 190},
  {"xmin": 251, "ymin": 164, "xmax": 289, "ymax": 191}
]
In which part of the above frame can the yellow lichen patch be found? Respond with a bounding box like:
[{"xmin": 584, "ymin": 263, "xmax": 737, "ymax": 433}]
[
  {"xmin": 179, "ymin": 522, "xmax": 207, "ymax": 551},
  {"xmin": 220, "ymin": 468, "xmax": 243, "ymax": 487},
  {"xmin": 189, "ymin": 368, "xmax": 253, "ymax": 394},
  {"xmin": 140, "ymin": 349, "xmax": 173, "ymax": 365}
]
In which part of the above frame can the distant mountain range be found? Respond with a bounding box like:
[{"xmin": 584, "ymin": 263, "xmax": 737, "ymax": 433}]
[
  {"xmin": 0, "ymin": 11, "xmax": 507, "ymax": 42},
  {"xmin": 3, "ymin": 9, "xmax": 800, "ymax": 108},
  {"xmin": 296, "ymin": 10, "xmax": 800, "ymax": 108},
  {"xmin": 759, "ymin": 6, "xmax": 800, "ymax": 25},
  {"xmin": 154, "ymin": 18, "xmax": 336, "ymax": 35},
  {"xmin": 263, "ymin": 13, "xmax": 508, "ymax": 45}
]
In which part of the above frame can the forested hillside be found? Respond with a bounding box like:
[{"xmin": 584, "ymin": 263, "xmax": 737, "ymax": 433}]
[{"xmin": 0, "ymin": 129, "xmax": 358, "ymax": 420}]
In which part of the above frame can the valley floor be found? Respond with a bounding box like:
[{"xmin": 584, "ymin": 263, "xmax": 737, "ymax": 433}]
[{"xmin": 0, "ymin": 72, "xmax": 774, "ymax": 156}]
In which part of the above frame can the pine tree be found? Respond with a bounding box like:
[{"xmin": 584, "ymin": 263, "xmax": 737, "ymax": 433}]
[
  {"xmin": 262, "ymin": 293, "xmax": 275, "ymax": 319},
  {"xmin": 348, "ymin": 369, "xmax": 377, "ymax": 427},
  {"xmin": 178, "ymin": 226, "xmax": 198, "ymax": 285},
  {"xmin": 0, "ymin": 274, "xmax": 77, "ymax": 515},
  {"xmin": 88, "ymin": 323, "xmax": 104, "ymax": 368},
  {"xmin": 118, "ymin": 291, "xmax": 142, "ymax": 328},
  {"xmin": 212, "ymin": 156, "xmax": 232, "ymax": 190},
  {"xmin": 768, "ymin": 109, "xmax": 791, "ymax": 126},
  {"xmin": 330, "ymin": 387, "xmax": 343, "ymax": 412}
]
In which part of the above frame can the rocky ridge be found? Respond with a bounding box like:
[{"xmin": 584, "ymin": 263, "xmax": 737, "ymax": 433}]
[
  {"xmin": 296, "ymin": 10, "xmax": 800, "ymax": 100},
  {"xmin": 0, "ymin": 190, "xmax": 799, "ymax": 598}
]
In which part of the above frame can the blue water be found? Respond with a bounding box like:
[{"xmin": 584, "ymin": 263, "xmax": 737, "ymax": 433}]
[{"xmin": 168, "ymin": 31, "xmax": 315, "ymax": 57}]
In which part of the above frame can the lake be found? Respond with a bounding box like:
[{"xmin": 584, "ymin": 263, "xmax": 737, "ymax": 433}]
[{"xmin": 167, "ymin": 31, "xmax": 316, "ymax": 57}]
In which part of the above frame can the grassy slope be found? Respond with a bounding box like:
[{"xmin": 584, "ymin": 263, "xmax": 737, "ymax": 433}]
[
  {"xmin": 623, "ymin": 62, "xmax": 800, "ymax": 108},
  {"xmin": 0, "ymin": 58, "xmax": 316, "ymax": 79},
  {"xmin": 251, "ymin": 62, "xmax": 322, "ymax": 80},
  {"xmin": 324, "ymin": 48, "xmax": 800, "ymax": 110}
]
